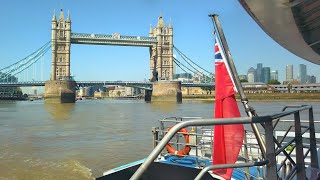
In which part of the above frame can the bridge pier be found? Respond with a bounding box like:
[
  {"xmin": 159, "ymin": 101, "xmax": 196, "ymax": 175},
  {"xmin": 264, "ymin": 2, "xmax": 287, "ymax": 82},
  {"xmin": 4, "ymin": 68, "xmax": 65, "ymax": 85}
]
[
  {"xmin": 144, "ymin": 89, "xmax": 152, "ymax": 102},
  {"xmin": 44, "ymin": 80, "xmax": 76, "ymax": 103},
  {"xmin": 151, "ymin": 81, "xmax": 182, "ymax": 103}
]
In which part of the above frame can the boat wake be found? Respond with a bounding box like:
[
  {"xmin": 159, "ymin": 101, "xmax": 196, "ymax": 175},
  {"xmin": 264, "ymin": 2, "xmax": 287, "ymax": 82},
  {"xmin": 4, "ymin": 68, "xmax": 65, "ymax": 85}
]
[{"xmin": 0, "ymin": 149, "xmax": 94, "ymax": 180}]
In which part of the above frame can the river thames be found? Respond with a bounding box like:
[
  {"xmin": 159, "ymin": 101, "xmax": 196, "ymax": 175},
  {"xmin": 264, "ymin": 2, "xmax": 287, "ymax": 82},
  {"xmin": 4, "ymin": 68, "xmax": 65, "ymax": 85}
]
[{"xmin": 0, "ymin": 100, "xmax": 319, "ymax": 179}]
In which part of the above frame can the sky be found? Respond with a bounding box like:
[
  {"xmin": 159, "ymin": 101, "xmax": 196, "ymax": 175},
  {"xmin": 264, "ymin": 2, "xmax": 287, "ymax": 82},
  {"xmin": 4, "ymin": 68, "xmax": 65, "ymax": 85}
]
[{"xmin": 0, "ymin": 0, "xmax": 319, "ymax": 82}]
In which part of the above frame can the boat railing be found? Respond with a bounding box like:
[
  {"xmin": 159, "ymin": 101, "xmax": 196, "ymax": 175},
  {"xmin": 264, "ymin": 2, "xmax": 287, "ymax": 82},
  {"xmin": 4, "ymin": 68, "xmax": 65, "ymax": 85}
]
[
  {"xmin": 154, "ymin": 118, "xmax": 263, "ymax": 161},
  {"xmin": 154, "ymin": 119, "xmax": 265, "ymax": 179},
  {"xmin": 130, "ymin": 105, "xmax": 318, "ymax": 180}
]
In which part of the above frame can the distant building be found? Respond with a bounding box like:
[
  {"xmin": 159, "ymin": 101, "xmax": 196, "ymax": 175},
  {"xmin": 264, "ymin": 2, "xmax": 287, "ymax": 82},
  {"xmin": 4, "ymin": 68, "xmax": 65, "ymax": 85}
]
[
  {"xmin": 241, "ymin": 82, "xmax": 272, "ymax": 93},
  {"xmin": 298, "ymin": 64, "xmax": 307, "ymax": 83},
  {"xmin": 286, "ymin": 64, "xmax": 294, "ymax": 81},
  {"xmin": 271, "ymin": 70, "xmax": 278, "ymax": 81},
  {"xmin": 262, "ymin": 67, "xmax": 271, "ymax": 83},
  {"xmin": 84, "ymin": 87, "xmax": 93, "ymax": 97},
  {"xmin": 174, "ymin": 73, "xmax": 192, "ymax": 80},
  {"xmin": 239, "ymin": 75, "xmax": 248, "ymax": 81},
  {"xmin": 107, "ymin": 86, "xmax": 116, "ymax": 91},
  {"xmin": 108, "ymin": 86, "xmax": 140, "ymax": 97},
  {"xmin": 31, "ymin": 86, "xmax": 38, "ymax": 95},
  {"xmin": 177, "ymin": 78, "xmax": 193, "ymax": 82},
  {"xmin": 181, "ymin": 87, "xmax": 206, "ymax": 95},
  {"xmin": 109, "ymin": 86, "xmax": 126, "ymax": 97},
  {"xmin": 307, "ymin": 75, "xmax": 317, "ymax": 83},
  {"xmin": 256, "ymin": 63, "xmax": 263, "ymax": 82},
  {"xmin": 247, "ymin": 67, "xmax": 256, "ymax": 83},
  {"xmin": 78, "ymin": 87, "xmax": 98, "ymax": 97},
  {"xmin": 0, "ymin": 74, "xmax": 21, "ymax": 99},
  {"xmin": 175, "ymin": 73, "xmax": 195, "ymax": 82},
  {"xmin": 0, "ymin": 73, "xmax": 18, "ymax": 83},
  {"xmin": 94, "ymin": 91, "xmax": 109, "ymax": 98},
  {"xmin": 0, "ymin": 87, "xmax": 23, "ymax": 99},
  {"xmin": 125, "ymin": 87, "xmax": 134, "ymax": 96}
]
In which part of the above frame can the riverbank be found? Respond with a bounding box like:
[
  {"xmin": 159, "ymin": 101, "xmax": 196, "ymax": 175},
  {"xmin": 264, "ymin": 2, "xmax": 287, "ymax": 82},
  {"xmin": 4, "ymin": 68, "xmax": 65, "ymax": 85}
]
[
  {"xmin": 0, "ymin": 97, "xmax": 27, "ymax": 101},
  {"xmin": 183, "ymin": 93, "xmax": 320, "ymax": 101}
]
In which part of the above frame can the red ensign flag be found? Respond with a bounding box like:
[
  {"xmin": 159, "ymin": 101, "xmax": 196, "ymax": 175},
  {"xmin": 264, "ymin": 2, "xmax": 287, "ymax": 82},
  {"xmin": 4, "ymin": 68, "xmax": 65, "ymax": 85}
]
[{"xmin": 213, "ymin": 35, "xmax": 244, "ymax": 180}]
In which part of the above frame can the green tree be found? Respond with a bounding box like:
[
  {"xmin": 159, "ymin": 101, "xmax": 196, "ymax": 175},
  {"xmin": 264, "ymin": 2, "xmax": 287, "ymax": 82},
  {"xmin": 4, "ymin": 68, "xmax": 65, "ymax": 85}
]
[
  {"xmin": 201, "ymin": 87, "xmax": 213, "ymax": 94},
  {"xmin": 116, "ymin": 91, "xmax": 121, "ymax": 97},
  {"xmin": 267, "ymin": 79, "xmax": 281, "ymax": 85},
  {"xmin": 240, "ymin": 79, "xmax": 248, "ymax": 83},
  {"xmin": 287, "ymin": 83, "xmax": 292, "ymax": 93}
]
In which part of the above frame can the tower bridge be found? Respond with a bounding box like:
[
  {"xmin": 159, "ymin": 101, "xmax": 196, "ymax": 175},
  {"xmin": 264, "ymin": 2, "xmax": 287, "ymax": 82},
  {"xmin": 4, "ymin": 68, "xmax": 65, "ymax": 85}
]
[
  {"xmin": 46, "ymin": 9, "xmax": 177, "ymax": 103},
  {"xmin": 51, "ymin": 9, "xmax": 173, "ymax": 82},
  {"xmin": 0, "ymin": 81, "xmax": 214, "ymax": 89},
  {"xmin": 0, "ymin": 9, "xmax": 214, "ymax": 103}
]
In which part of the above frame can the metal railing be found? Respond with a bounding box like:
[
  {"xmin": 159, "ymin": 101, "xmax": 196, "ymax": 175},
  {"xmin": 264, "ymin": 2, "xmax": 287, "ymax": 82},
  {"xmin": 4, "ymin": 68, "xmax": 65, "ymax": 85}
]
[{"xmin": 129, "ymin": 105, "xmax": 318, "ymax": 180}]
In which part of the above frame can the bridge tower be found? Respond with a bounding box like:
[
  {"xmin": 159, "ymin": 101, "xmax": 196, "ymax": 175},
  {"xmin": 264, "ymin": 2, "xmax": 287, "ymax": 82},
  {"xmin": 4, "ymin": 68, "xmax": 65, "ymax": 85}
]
[
  {"xmin": 51, "ymin": 9, "xmax": 71, "ymax": 80},
  {"xmin": 45, "ymin": 9, "xmax": 75, "ymax": 103},
  {"xmin": 149, "ymin": 16, "xmax": 174, "ymax": 81}
]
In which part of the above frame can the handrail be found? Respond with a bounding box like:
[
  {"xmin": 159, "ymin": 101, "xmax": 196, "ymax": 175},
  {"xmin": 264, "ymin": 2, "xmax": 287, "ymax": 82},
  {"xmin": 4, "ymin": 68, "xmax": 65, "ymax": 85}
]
[
  {"xmin": 129, "ymin": 116, "xmax": 272, "ymax": 180},
  {"xmin": 195, "ymin": 160, "xmax": 269, "ymax": 180},
  {"xmin": 269, "ymin": 105, "xmax": 311, "ymax": 120},
  {"xmin": 130, "ymin": 105, "xmax": 316, "ymax": 179}
]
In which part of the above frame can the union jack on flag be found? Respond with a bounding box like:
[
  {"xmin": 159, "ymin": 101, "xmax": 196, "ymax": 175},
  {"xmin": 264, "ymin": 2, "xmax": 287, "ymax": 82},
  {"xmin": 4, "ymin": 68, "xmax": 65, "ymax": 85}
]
[
  {"xmin": 214, "ymin": 36, "xmax": 237, "ymax": 92},
  {"xmin": 214, "ymin": 41, "xmax": 223, "ymax": 61}
]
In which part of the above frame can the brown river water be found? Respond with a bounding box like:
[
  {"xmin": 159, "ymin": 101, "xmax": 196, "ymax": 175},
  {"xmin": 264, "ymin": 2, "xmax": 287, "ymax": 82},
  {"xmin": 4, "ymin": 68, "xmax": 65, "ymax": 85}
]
[{"xmin": 0, "ymin": 100, "xmax": 319, "ymax": 179}]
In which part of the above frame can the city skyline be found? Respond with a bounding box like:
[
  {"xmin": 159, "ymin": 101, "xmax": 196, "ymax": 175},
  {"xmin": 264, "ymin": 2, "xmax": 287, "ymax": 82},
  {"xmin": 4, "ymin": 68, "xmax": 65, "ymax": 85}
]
[
  {"xmin": 245, "ymin": 63, "xmax": 316, "ymax": 83},
  {"xmin": 0, "ymin": 1, "xmax": 319, "ymax": 82}
]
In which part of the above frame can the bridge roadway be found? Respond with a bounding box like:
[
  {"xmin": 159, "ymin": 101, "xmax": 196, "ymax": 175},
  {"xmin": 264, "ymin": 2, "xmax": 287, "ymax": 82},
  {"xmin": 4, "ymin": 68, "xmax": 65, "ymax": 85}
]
[
  {"xmin": 0, "ymin": 81, "xmax": 214, "ymax": 89},
  {"xmin": 71, "ymin": 33, "xmax": 157, "ymax": 47}
]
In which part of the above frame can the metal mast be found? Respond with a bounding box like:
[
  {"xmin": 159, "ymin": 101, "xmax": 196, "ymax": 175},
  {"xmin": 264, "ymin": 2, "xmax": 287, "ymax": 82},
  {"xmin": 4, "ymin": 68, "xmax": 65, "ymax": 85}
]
[{"xmin": 209, "ymin": 14, "xmax": 266, "ymax": 157}]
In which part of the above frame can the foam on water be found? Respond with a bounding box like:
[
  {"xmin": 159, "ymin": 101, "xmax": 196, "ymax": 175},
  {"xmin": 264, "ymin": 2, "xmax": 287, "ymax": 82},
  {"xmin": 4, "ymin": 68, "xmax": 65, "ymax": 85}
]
[{"xmin": 0, "ymin": 149, "xmax": 94, "ymax": 180}]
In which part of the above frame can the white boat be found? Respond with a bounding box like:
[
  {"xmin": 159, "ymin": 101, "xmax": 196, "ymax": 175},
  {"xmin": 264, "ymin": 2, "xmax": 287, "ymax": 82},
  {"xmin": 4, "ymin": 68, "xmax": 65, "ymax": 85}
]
[
  {"xmin": 97, "ymin": 104, "xmax": 319, "ymax": 179},
  {"xmin": 97, "ymin": 1, "xmax": 320, "ymax": 178}
]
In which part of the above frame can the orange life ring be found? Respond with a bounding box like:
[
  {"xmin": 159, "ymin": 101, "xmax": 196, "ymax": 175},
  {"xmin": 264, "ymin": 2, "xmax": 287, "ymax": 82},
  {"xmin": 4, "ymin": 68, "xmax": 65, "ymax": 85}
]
[{"xmin": 166, "ymin": 127, "xmax": 191, "ymax": 155}]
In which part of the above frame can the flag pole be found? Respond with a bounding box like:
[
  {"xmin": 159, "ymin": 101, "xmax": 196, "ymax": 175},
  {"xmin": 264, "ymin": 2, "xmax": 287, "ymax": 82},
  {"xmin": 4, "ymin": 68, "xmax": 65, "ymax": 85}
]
[{"xmin": 209, "ymin": 14, "xmax": 266, "ymax": 158}]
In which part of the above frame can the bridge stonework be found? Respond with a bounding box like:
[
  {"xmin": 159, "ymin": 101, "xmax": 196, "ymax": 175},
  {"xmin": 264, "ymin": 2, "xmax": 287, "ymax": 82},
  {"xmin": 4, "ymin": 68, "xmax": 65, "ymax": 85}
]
[
  {"xmin": 45, "ymin": 80, "xmax": 76, "ymax": 103},
  {"xmin": 45, "ymin": 10, "xmax": 75, "ymax": 103},
  {"xmin": 149, "ymin": 17, "xmax": 174, "ymax": 81},
  {"xmin": 46, "ymin": 9, "xmax": 176, "ymax": 103},
  {"xmin": 50, "ymin": 10, "xmax": 174, "ymax": 81},
  {"xmin": 51, "ymin": 9, "xmax": 71, "ymax": 80}
]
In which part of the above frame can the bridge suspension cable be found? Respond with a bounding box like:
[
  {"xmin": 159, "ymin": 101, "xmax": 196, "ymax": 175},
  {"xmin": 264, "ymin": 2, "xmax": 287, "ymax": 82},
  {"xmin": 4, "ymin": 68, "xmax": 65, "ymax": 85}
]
[
  {"xmin": 173, "ymin": 57, "xmax": 214, "ymax": 83},
  {"xmin": 173, "ymin": 46, "xmax": 214, "ymax": 82},
  {"xmin": 0, "ymin": 41, "xmax": 51, "ymax": 81},
  {"xmin": 173, "ymin": 57, "xmax": 201, "ymax": 76},
  {"xmin": 173, "ymin": 45, "xmax": 213, "ymax": 76}
]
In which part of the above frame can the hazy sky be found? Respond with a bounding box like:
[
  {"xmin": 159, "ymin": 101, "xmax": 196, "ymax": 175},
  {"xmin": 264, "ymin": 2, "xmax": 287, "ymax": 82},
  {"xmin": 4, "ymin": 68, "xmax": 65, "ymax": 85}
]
[{"xmin": 0, "ymin": 0, "xmax": 319, "ymax": 82}]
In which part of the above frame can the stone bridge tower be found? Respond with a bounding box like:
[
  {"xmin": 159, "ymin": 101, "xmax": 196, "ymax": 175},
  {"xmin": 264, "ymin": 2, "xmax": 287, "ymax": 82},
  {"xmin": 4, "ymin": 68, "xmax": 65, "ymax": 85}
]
[
  {"xmin": 149, "ymin": 16, "xmax": 174, "ymax": 81},
  {"xmin": 45, "ymin": 9, "xmax": 75, "ymax": 103},
  {"xmin": 51, "ymin": 9, "xmax": 71, "ymax": 80}
]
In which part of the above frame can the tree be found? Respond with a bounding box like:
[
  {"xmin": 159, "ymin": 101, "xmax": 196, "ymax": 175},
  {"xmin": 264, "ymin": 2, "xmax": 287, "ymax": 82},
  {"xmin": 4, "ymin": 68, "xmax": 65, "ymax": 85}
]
[
  {"xmin": 116, "ymin": 91, "xmax": 121, "ymax": 97},
  {"xmin": 287, "ymin": 83, "xmax": 292, "ymax": 93},
  {"xmin": 240, "ymin": 79, "xmax": 248, "ymax": 83},
  {"xmin": 201, "ymin": 87, "xmax": 213, "ymax": 94},
  {"xmin": 267, "ymin": 79, "xmax": 281, "ymax": 85}
]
